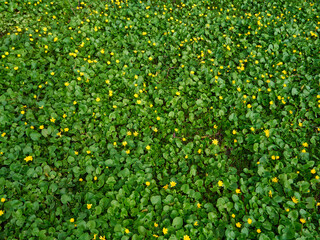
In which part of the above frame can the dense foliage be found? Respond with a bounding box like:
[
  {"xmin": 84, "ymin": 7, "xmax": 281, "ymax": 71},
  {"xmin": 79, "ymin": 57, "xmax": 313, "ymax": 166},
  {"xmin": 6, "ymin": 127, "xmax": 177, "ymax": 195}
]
[{"xmin": 1, "ymin": 0, "xmax": 320, "ymax": 239}]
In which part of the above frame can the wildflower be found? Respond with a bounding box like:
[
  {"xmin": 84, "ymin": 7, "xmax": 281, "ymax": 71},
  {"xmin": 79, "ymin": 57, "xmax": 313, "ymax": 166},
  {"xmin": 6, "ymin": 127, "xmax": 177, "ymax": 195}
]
[
  {"xmin": 96, "ymin": 97, "xmax": 100, "ymax": 102},
  {"xmin": 146, "ymin": 145, "xmax": 151, "ymax": 150},
  {"xmin": 70, "ymin": 218, "xmax": 74, "ymax": 223},
  {"xmin": 232, "ymin": 130, "xmax": 237, "ymax": 134},
  {"xmin": 197, "ymin": 203, "xmax": 201, "ymax": 208},
  {"xmin": 0, "ymin": 210, "xmax": 4, "ymax": 216},
  {"xmin": 163, "ymin": 228, "xmax": 168, "ymax": 234},
  {"xmin": 194, "ymin": 221, "xmax": 198, "ymax": 226},
  {"xmin": 176, "ymin": 92, "xmax": 180, "ymax": 96},
  {"xmin": 232, "ymin": 214, "xmax": 235, "ymax": 218},
  {"xmin": 268, "ymin": 190, "xmax": 272, "ymax": 197},
  {"xmin": 126, "ymin": 150, "xmax": 130, "ymax": 154},
  {"xmin": 154, "ymin": 223, "xmax": 158, "ymax": 227},
  {"xmin": 257, "ymin": 229, "xmax": 261, "ymax": 233},
  {"xmin": 163, "ymin": 184, "xmax": 168, "ymax": 190},
  {"xmin": 50, "ymin": 72, "xmax": 55, "ymax": 76},
  {"xmin": 218, "ymin": 180, "xmax": 223, "ymax": 187},
  {"xmin": 122, "ymin": 141, "xmax": 127, "ymax": 146},
  {"xmin": 236, "ymin": 189, "xmax": 241, "ymax": 194},
  {"xmin": 212, "ymin": 139, "xmax": 219, "ymax": 145},
  {"xmin": 24, "ymin": 156, "xmax": 33, "ymax": 162},
  {"xmin": 21, "ymin": 110, "xmax": 25, "ymax": 115},
  {"xmin": 264, "ymin": 129, "xmax": 270, "ymax": 137},
  {"xmin": 86, "ymin": 150, "xmax": 91, "ymax": 154},
  {"xmin": 300, "ymin": 218, "xmax": 306, "ymax": 224},
  {"xmin": 292, "ymin": 197, "xmax": 298, "ymax": 204},
  {"xmin": 247, "ymin": 218, "xmax": 252, "ymax": 224},
  {"xmin": 1, "ymin": 133, "xmax": 6, "ymax": 137},
  {"xmin": 1, "ymin": 198, "xmax": 5, "ymax": 202},
  {"xmin": 170, "ymin": 181, "xmax": 176, "ymax": 187},
  {"xmin": 184, "ymin": 236, "xmax": 190, "ymax": 240},
  {"xmin": 311, "ymin": 169, "xmax": 316, "ymax": 174},
  {"xmin": 146, "ymin": 181, "xmax": 150, "ymax": 186},
  {"xmin": 125, "ymin": 229, "xmax": 130, "ymax": 234},
  {"xmin": 272, "ymin": 177, "xmax": 278, "ymax": 183},
  {"xmin": 302, "ymin": 142, "xmax": 308, "ymax": 147},
  {"xmin": 87, "ymin": 204, "xmax": 92, "ymax": 209},
  {"xmin": 133, "ymin": 131, "xmax": 138, "ymax": 136},
  {"xmin": 236, "ymin": 222, "xmax": 241, "ymax": 228}
]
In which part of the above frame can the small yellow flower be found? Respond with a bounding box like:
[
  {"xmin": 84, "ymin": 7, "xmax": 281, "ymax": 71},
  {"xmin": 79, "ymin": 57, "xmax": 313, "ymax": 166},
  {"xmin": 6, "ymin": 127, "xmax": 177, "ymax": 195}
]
[
  {"xmin": 194, "ymin": 221, "xmax": 198, "ymax": 226},
  {"xmin": 247, "ymin": 218, "xmax": 252, "ymax": 224},
  {"xmin": 184, "ymin": 235, "xmax": 190, "ymax": 240},
  {"xmin": 65, "ymin": 82, "xmax": 69, "ymax": 86},
  {"xmin": 163, "ymin": 184, "xmax": 168, "ymax": 190},
  {"xmin": 300, "ymin": 218, "xmax": 306, "ymax": 224},
  {"xmin": 146, "ymin": 181, "xmax": 150, "ymax": 186},
  {"xmin": 50, "ymin": 72, "xmax": 55, "ymax": 76},
  {"xmin": 232, "ymin": 214, "xmax": 235, "ymax": 218},
  {"xmin": 176, "ymin": 91, "xmax": 180, "ymax": 96},
  {"xmin": 86, "ymin": 150, "xmax": 91, "ymax": 154},
  {"xmin": 247, "ymin": 104, "xmax": 252, "ymax": 108},
  {"xmin": 0, "ymin": 210, "xmax": 4, "ymax": 216},
  {"xmin": 146, "ymin": 145, "xmax": 151, "ymax": 150},
  {"xmin": 272, "ymin": 177, "xmax": 278, "ymax": 183},
  {"xmin": 1, "ymin": 132, "xmax": 6, "ymax": 137},
  {"xmin": 311, "ymin": 169, "xmax": 316, "ymax": 174},
  {"xmin": 96, "ymin": 97, "xmax": 100, "ymax": 102},
  {"xmin": 232, "ymin": 130, "xmax": 237, "ymax": 134},
  {"xmin": 122, "ymin": 141, "xmax": 127, "ymax": 146},
  {"xmin": 218, "ymin": 180, "xmax": 223, "ymax": 187},
  {"xmin": 21, "ymin": 110, "xmax": 25, "ymax": 115},
  {"xmin": 170, "ymin": 181, "xmax": 176, "ymax": 187},
  {"xmin": 154, "ymin": 222, "xmax": 158, "ymax": 227},
  {"xmin": 156, "ymin": 116, "xmax": 160, "ymax": 121},
  {"xmin": 198, "ymin": 149, "xmax": 202, "ymax": 154},
  {"xmin": 236, "ymin": 189, "xmax": 241, "ymax": 194},
  {"xmin": 268, "ymin": 190, "xmax": 272, "ymax": 197},
  {"xmin": 291, "ymin": 196, "xmax": 298, "ymax": 204},
  {"xmin": 264, "ymin": 129, "xmax": 270, "ymax": 137},
  {"xmin": 87, "ymin": 204, "xmax": 92, "ymax": 209},
  {"xmin": 14, "ymin": 66, "xmax": 19, "ymax": 70},
  {"xmin": 70, "ymin": 218, "xmax": 75, "ymax": 223},
  {"xmin": 1, "ymin": 198, "xmax": 5, "ymax": 202},
  {"xmin": 197, "ymin": 203, "xmax": 201, "ymax": 208},
  {"xmin": 257, "ymin": 229, "xmax": 261, "ymax": 233},
  {"xmin": 94, "ymin": 176, "xmax": 97, "ymax": 181},
  {"xmin": 162, "ymin": 228, "xmax": 168, "ymax": 234},
  {"xmin": 24, "ymin": 156, "xmax": 33, "ymax": 162},
  {"xmin": 212, "ymin": 139, "xmax": 219, "ymax": 145},
  {"xmin": 125, "ymin": 229, "xmax": 130, "ymax": 234},
  {"xmin": 236, "ymin": 222, "xmax": 241, "ymax": 228},
  {"xmin": 126, "ymin": 150, "xmax": 130, "ymax": 154}
]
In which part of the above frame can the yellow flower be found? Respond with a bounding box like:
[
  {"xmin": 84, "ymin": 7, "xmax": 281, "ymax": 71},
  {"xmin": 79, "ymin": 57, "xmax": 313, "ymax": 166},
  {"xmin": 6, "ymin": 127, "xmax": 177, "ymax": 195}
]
[
  {"xmin": 184, "ymin": 235, "xmax": 190, "ymax": 240},
  {"xmin": 125, "ymin": 229, "xmax": 130, "ymax": 234},
  {"xmin": 257, "ymin": 229, "xmax": 261, "ymax": 233},
  {"xmin": 272, "ymin": 177, "xmax": 278, "ymax": 183},
  {"xmin": 232, "ymin": 130, "xmax": 237, "ymax": 134},
  {"xmin": 154, "ymin": 222, "xmax": 158, "ymax": 227},
  {"xmin": 247, "ymin": 104, "xmax": 252, "ymax": 108},
  {"xmin": 156, "ymin": 116, "xmax": 160, "ymax": 121},
  {"xmin": 63, "ymin": 114, "xmax": 67, "ymax": 118},
  {"xmin": 14, "ymin": 66, "xmax": 19, "ymax": 70},
  {"xmin": 247, "ymin": 218, "xmax": 252, "ymax": 224},
  {"xmin": 133, "ymin": 131, "xmax": 138, "ymax": 136},
  {"xmin": 236, "ymin": 222, "xmax": 241, "ymax": 228},
  {"xmin": 86, "ymin": 150, "xmax": 91, "ymax": 154},
  {"xmin": 212, "ymin": 139, "xmax": 219, "ymax": 145},
  {"xmin": 87, "ymin": 204, "xmax": 92, "ymax": 209},
  {"xmin": 1, "ymin": 132, "xmax": 6, "ymax": 137},
  {"xmin": 122, "ymin": 141, "xmax": 127, "ymax": 146},
  {"xmin": 198, "ymin": 149, "xmax": 202, "ymax": 154},
  {"xmin": 292, "ymin": 196, "xmax": 298, "ymax": 204},
  {"xmin": 163, "ymin": 184, "xmax": 168, "ymax": 190},
  {"xmin": 50, "ymin": 72, "xmax": 55, "ymax": 76},
  {"xmin": 176, "ymin": 91, "xmax": 180, "ymax": 96},
  {"xmin": 311, "ymin": 169, "xmax": 316, "ymax": 174},
  {"xmin": 268, "ymin": 190, "xmax": 272, "ymax": 197},
  {"xmin": 146, "ymin": 181, "xmax": 150, "ymax": 186},
  {"xmin": 96, "ymin": 97, "xmax": 100, "ymax": 102},
  {"xmin": 65, "ymin": 82, "xmax": 69, "ymax": 86},
  {"xmin": 302, "ymin": 142, "xmax": 308, "ymax": 147},
  {"xmin": 218, "ymin": 180, "xmax": 223, "ymax": 187},
  {"xmin": 24, "ymin": 156, "xmax": 33, "ymax": 162},
  {"xmin": 163, "ymin": 228, "xmax": 168, "ymax": 234},
  {"xmin": 236, "ymin": 189, "xmax": 241, "ymax": 194},
  {"xmin": 70, "ymin": 218, "xmax": 75, "ymax": 223},
  {"xmin": 194, "ymin": 221, "xmax": 198, "ymax": 226},
  {"xmin": 126, "ymin": 150, "xmax": 130, "ymax": 154},
  {"xmin": 232, "ymin": 214, "xmax": 235, "ymax": 218},
  {"xmin": 146, "ymin": 145, "xmax": 151, "ymax": 150},
  {"xmin": 197, "ymin": 203, "xmax": 201, "ymax": 208},
  {"xmin": 94, "ymin": 176, "xmax": 97, "ymax": 181},
  {"xmin": 0, "ymin": 210, "xmax": 4, "ymax": 216},
  {"xmin": 170, "ymin": 181, "xmax": 176, "ymax": 187},
  {"xmin": 1, "ymin": 198, "xmax": 5, "ymax": 202},
  {"xmin": 264, "ymin": 129, "xmax": 270, "ymax": 137},
  {"xmin": 21, "ymin": 110, "xmax": 25, "ymax": 115},
  {"xmin": 300, "ymin": 218, "xmax": 306, "ymax": 224}
]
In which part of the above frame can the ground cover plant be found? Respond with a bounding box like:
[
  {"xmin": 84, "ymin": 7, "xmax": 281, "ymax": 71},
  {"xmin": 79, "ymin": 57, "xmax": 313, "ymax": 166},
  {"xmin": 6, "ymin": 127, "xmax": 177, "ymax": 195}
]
[{"xmin": 0, "ymin": 0, "xmax": 320, "ymax": 239}]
